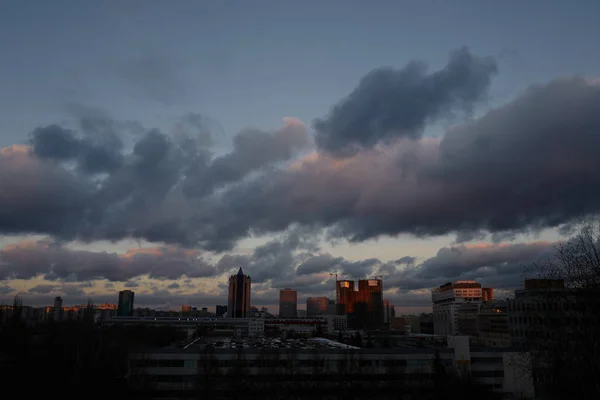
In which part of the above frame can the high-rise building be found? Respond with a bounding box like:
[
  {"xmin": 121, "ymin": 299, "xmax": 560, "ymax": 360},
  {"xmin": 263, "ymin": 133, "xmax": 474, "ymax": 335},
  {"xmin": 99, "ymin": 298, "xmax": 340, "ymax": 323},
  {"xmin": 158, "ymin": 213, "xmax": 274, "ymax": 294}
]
[
  {"xmin": 117, "ymin": 290, "xmax": 135, "ymax": 317},
  {"xmin": 53, "ymin": 296, "xmax": 63, "ymax": 321},
  {"xmin": 307, "ymin": 296, "xmax": 329, "ymax": 316},
  {"xmin": 279, "ymin": 288, "xmax": 297, "ymax": 317},
  {"xmin": 432, "ymin": 280, "xmax": 483, "ymax": 336},
  {"xmin": 216, "ymin": 305, "xmax": 227, "ymax": 317},
  {"xmin": 357, "ymin": 279, "xmax": 384, "ymax": 327},
  {"xmin": 228, "ymin": 268, "xmax": 251, "ymax": 318},
  {"xmin": 336, "ymin": 280, "xmax": 356, "ymax": 315}
]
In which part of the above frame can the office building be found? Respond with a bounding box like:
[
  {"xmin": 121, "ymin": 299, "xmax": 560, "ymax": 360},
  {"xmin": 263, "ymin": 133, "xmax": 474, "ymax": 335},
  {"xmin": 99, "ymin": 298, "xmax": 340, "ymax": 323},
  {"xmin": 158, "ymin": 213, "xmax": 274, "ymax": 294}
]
[
  {"xmin": 278, "ymin": 288, "xmax": 297, "ymax": 318},
  {"xmin": 336, "ymin": 280, "xmax": 355, "ymax": 315},
  {"xmin": 216, "ymin": 305, "xmax": 227, "ymax": 317},
  {"xmin": 228, "ymin": 268, "xmax": 251, "ymax": 318},
  {"xmin": 306, "ymin": 296, "xmax": 329, "ymax": 316},
  {"xmin": 432, "ymin": 280, "xmax": 483, "ymax": 336},
  {"xmin": 53, "ymin": 296, "xmax": 63, "ymax": 320},
  {"xmin": 482, "ymin": 287, "xmax": 494, "ymax": 302},
  {"xmin": 117, "ymin": 290, "xmax": 135, "ymax": 317},
  {"xmin": 478, "ymin": 300, "xmax": 510, "ymax": 347},
  {"xmin": 357, "ymin": 279, "xmax": 384, "ymax": 327}
]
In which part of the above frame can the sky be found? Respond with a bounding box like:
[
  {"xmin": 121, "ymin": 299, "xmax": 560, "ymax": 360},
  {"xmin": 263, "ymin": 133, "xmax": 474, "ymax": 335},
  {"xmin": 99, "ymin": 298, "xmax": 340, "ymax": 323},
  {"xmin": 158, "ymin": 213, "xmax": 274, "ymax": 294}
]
[{"xmin": 1, "ymin": 0, "xmax": 600, "ymax": 313}]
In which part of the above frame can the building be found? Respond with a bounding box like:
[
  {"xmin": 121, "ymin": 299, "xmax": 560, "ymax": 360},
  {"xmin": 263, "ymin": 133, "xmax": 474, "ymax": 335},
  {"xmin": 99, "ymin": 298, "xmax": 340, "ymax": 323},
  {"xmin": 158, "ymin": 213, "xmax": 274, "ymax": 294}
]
[
  {"xmin": 228, "ymin": 268, "xmax": 251, "ymax": 318},
  {"xmin": 482, "ymin": 287, "xmax": 494, "ymax": 302},
  {"xmin": 478, "ymin": 300, "xmax": 510, "ymax": 347},
  {"xmin": 432, "ymin": 280, "xmax": 483, "ymax": 336},
  {"xmin": 129, "ymin": 337, "xmax": 534, "ymax": 399},
  {"xmin": 357, "ymin": 279, "xmax": 384, "ymax": 328},
  {"xmin": 117, "ymin": 290, "xmax": 135, "ymax": 317},
  {"xmin": 53, "ymin": 296, "xmax": 63, "ymax": 320},
  {"xmin": 306, "ymin": 296, "xmax": 329, "ymax": 316},
  {"xmin": 278, "ymin": 288, "xmax": 297, "ymax": 318},
  {"xmin": 336, "ymin": 280, "xmax": 355, "ymax": 315},
  {"xmin": 457, "ymin": 302, "xmax": 481, "ymax": 337},
  {"xmin": 215, "ymin": 305, "xmax": 227, "ymax": 317}
]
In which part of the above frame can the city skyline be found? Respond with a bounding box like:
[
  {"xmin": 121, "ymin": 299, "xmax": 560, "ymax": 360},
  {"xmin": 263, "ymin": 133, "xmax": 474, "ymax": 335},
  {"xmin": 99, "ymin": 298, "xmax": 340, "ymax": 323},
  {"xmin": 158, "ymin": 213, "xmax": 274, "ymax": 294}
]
[{"xmin": 2, "ymin": 1, "xmax": 600, "ymax": 313}]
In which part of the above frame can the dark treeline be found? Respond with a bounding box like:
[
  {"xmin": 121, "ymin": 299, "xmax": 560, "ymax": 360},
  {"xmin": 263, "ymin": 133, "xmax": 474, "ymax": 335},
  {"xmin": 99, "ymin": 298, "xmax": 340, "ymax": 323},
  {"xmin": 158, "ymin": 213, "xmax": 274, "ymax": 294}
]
[{"xmin": 0, "ymin": 305, "xmax": 186, "ymax": 399}]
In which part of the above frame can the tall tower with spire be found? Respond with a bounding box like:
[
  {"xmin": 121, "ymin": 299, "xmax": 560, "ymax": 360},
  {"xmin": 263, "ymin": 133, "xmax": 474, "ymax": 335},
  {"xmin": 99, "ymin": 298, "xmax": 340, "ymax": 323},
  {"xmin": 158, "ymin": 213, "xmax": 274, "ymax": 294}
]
[{"xmin": 228, "ymin": 267, "xmax": 251, "ymax": 318}]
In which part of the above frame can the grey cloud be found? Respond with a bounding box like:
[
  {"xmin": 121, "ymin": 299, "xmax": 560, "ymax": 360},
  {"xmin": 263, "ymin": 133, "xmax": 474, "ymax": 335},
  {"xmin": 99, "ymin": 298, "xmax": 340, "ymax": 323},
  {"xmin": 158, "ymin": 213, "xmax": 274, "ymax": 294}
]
[
  {"xmin": 28, "ymin": 284, "xmax": 56, "ymax": 294},
  {"xmin": 198, "ymin": 77, "xmax": 600, "ymax": 246},
  {"xmin": 30, "ymin": 124, "xmax": 124, "ymax": 174},
  {"xmin": 0, "ymin": 146, "xmax": 89, "ymax": 240},
  {"xmin": 182, "ymin": 119, "xmax": 309, "ymax": 197},
  {"xmin": 124, "ymin": 281, "xmax": 139, "ymax": 288},
  {"xmin": 0, "ymin": 285, "xmax": 14, "ymax": 295},
  {"xmin": 219, "ymin": 226, "xmax": 321, "ymax": 284},
  {"xmin": 167, "ymin": 282, "xmax": 180, "ymax": 289},
  {"xmin": 296, "ymin": 254, "xmax": 339, "ymax": 276},
  {"xmin": 387, "ymin": 241, "xmax": 557, "ymax": 291},
  {"xmin": 314, "ymin": 47, "xmax": 497, "ymax": 155},
  {"xmin": 2, "ymin": 117, "xmax": 307, "ymax": 251},
  {"xmin": 395, "ymin": 256, "xmax": 416, "ymax": 266},
  {"xmin": 295, "ymin": 253, "xmax": 381, "ymax": 280},
  {"xmin": 0, "ymin": 241, "xmax": 217, "ymax": 282}
]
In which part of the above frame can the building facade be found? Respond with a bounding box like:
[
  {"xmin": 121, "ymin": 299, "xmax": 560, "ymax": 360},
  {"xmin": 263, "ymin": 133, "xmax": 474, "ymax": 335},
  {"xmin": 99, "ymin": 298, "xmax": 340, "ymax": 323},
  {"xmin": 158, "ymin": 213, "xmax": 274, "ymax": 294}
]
[
  {"xmin": 278, "ymin": 288, "xmax": 297, "ymax": 318},
  {"xmin": 432, "ymin": 281, "xmax": 483, "ymax": 336},
  {"xmin": 117, "ymin": 290, "xmax": 135, "ymax": 317},
  {"xmin": 306, "ymin": 296, "xmax": 329, "ymax": 316},
  {"xmin": 228, "ymin": 268, "xmax": 251, "ymax": 318}
]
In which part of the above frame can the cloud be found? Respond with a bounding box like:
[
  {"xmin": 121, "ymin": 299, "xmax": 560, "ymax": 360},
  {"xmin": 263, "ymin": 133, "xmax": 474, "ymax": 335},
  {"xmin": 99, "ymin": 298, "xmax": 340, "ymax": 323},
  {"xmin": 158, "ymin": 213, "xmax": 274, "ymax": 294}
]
[
  {"xmin": 28, "ymin": 284, "xmax": 57, "ymax": 294},
  {"xmin": 181, "ymin": 117, "xmax": 309, "ymax": 197},
  {"xmin": 0, "ymin": 285, "xmax": 14, "ymax": 295},
  {"xmin": 196, "ymin": 76, "xmax": 600, "ymax": 245},
  {"xmin": 0, "ymin": 240, "xmax": 217, "ymax": 281},
  {"xmin": 2, "ymin": 52, "xmax": 600, "ymax": 253},
  {"xmin": 167, "ymin": 282, "xmax": 180, "ymax": 289},
  {"xmin": 0, "ymin": 118, "xmax": 307, "ymax": 251},
  {"xmin": 314, "ymin": 47, "xmax": 497, "ymax": 156},
  {"xmin": 386, "ymin": 241, "xmax": 557, "ymax": 291}
]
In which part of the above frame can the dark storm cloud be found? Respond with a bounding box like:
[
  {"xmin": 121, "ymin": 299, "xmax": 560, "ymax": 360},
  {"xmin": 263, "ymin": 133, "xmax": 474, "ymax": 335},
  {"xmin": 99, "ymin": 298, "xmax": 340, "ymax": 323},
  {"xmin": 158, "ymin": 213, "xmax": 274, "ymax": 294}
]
[
  {"xmin": 386, "ymin": 241, "xmax": 557, "ymax": 291},
  {"xmin": 1, "ymin": 116, "xmax": 307, "ymax": 251},
  {"xmin": 0, "ymin": 145, "xmax": 90, "ymax": 239},
  {"xmin": 30, "ymin": 124, "xmax": 124, "ymax": 173},
  {"xmin": 217, "ymin": 226, "xmax": 321, "ymax": 283},
  {"xmin": 314, "ymin": 47, "xmax": 497, "ymax": 155},
  {"xmin": 0, "ymin": 241, "xmax": 216, "ymax": 281},
  {"xmin": 2, "ymin": 49, "xmax": 600, "ymax": 252},
  {"xmin": 182, "ymin": 118, "xmax": 309, "ymax": 197},
  {"xmin": 197, "ymin": 76, "xmax": 600, "ymax": 245}
]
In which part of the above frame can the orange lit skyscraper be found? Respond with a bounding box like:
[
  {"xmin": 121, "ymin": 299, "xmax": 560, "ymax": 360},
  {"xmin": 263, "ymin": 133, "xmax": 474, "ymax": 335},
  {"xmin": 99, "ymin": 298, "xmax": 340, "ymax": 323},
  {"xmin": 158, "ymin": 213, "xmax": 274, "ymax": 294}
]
[
  {"xmin": 336, "ymin": 280, "xmax": 356, "ymax": 315},
  {"xmin": 358, "ymin": 279, "xmax": 384, "ymax": 326},
  {"xmin": 279, "ymin": 288, "xmax": 297, "ymax": 317}
]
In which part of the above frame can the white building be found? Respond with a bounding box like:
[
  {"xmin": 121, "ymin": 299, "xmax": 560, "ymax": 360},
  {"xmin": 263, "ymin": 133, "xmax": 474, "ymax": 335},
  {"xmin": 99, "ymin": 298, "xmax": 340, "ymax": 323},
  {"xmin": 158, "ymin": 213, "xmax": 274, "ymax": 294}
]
[{"xmin": 432, "ymin": 281, "xmax": 484, "ymax": 336}]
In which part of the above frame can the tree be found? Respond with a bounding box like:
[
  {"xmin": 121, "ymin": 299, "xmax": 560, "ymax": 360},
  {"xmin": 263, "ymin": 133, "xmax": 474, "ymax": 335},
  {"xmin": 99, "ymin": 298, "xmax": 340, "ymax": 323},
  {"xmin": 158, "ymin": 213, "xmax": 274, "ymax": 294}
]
[{"xmin": 524, "ymin": 219, "xmax": 600, "ymax": 399}]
